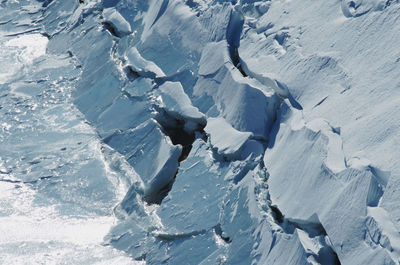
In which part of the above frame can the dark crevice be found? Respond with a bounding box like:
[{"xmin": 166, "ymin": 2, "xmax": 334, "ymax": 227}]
[
  {"xmin": 155, "ymin": 224, "xmax": 231, "ymax": 243},
  {"xmin": 184, "ymin": 0, "xmax": 199, "ymax": 9},
  {"xmin": 139, "ymin": 110, "xmax": 206, "ymax": 204},
  {"xmin": 102, "ymin": 21, "xmax": 119, "ymax": 38},
  {"xmin": 229, "ymin": 46, "xmax": 247, "ymax": 77},
  {"xmin": 215, "ymin": 224, "xmax": 232, "ymax": 243},
  {"xmin": 66, "ymin": 50, "xmax": 74, "ymax": 58},
  {"xmin": 313, "ymin": 96, "xmax": 329, "ymax": 109},
  {"xmin": 163, "ymin": 121, "xmax": 195, "ymax": 146},
  {"xmin": 38, "ymin": 0, "xmax": 53, "ymax": 8},
  {"xmin": 270, "ymin": 205, "xmax": 284, "ymax": 224},
  {"xmin": 145, "ymin": 114, "xmax": 206, "ymax": 204},
  {"xmin": 226, "ymin": 7, "xmax": 247, "ymax": 77},
  {"xmin": 268, "ymin": 201, "xmax": 341, "ymax": 264},
  {"xmin": 135, "ymin": 253, "xmax": 146, "ymax": 262},
  {"xmin": 124, "ymin": 66, "xmax": 141, "ymax": 81},
  {"xmin": 154, "ymin": 108, "xmax": 206, "ymax": 162},
  {"xmin": 0, "ymin": 175, "xmax": 53, "ymax": 185},
  {"xmin": 260, "ymin": 167, "xmax": 341, "ymax": 264},
  {"xmin": 117, "ymin": 60, "xmax": 205, "ymax": 205},
  {"xmin": 179, "ymin": 145, "xmax": 192, "ymax": 162},
  {"xmin": 124, "ymin": 65, "xmax": 161, "ymax": 81},
  {"xmin": 5, "ymin": 28, "xmax": 41, "ymax": 37},
  {"xmin": 151, "ymin": 0, "xmax": 169, "ymax": 28},
  {"xmin": 156, "ymin": 117, "xmax": 194, "ymax": 162},
  {"xmin": 0, "ymin": 19, "xmax": 11, "ymax": 25},
  {"xmin": 0, "ymin": 179, "xmax": 22, "ymax": 184},
  {"xmin": 41, "ymin": 32, "xmax": 51, "ymax": 39},
  {"xmin": 145, "ymin": 168, "xmax": 178, "ymax": 205},
  {"xmin": 155, "ymin": 228, "xmax": 208, "ymax": 241}
]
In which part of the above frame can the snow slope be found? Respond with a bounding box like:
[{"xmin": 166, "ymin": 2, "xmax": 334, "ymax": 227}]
[{"xmin": 1, "ymin": 0, "xmax": 399, "ymax": 264}]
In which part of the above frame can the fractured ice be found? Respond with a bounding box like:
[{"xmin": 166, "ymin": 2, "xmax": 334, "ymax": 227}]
[{"xmin": 1, "ymin": 0, "xmax": 400, "ymax": 264}]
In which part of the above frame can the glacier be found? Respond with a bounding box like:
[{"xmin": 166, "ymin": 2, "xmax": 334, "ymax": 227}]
[{"xmin": 0, "ymin": 0, "xmax": 399, "ymax": 264}]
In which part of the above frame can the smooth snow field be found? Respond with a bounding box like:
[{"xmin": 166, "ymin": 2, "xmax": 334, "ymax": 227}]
[{"xmin": 0, "ymin": 0, "xmax": 399, "ymax": 264}]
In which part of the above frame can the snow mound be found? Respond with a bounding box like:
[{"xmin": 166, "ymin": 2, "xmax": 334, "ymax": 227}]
[
  {"xmin": 105, "ymin": 120, "xmax": 182, "ymax": 204},
  {"xmin": 102, "ymin": 8, "xmax": 132, "ymax": 37},
  {"xmin": 194, "ymin": 41, "xmax": 280, "ymax": 140},
  {"xmin": 205, "ymin": 117, "xmax": 253, "ymax": 160},
  {"xmin": 125, "ymin": 47, "xmax": 166, "ymax": 79},
  {"xmin": 155, "ymin": 81, "xmax": 206, "ymax": 134},
  {"xmin": 124, "ymin": 77, "xmax": 154, "ymax": 98}
]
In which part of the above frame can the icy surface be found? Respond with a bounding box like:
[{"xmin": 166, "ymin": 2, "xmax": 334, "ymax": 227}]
[
  {"xmin": 1, "ymin": 0, "xmax": 399, "ymax": 264},
  {"xmin": 0, "ymin": 4, "xmax": 138, "ymax": 263}
]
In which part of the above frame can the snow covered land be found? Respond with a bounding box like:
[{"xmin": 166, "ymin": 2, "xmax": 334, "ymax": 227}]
[{"xmin": 0, "ymin": 0, "xmax": 399, "ymax": 264}]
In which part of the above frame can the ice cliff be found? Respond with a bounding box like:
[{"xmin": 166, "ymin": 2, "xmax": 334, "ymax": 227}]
[{"xmin": 1, "ymin": 0, "xmax": 400, "ymax": 264}]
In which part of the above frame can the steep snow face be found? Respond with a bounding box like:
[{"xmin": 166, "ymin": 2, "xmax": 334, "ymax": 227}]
[{"xmin": 2, "ymin": 0, "xmax": 399, "ymax": 264}]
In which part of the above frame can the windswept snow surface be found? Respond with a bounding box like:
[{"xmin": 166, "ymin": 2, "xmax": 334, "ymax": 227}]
[{"xmin": 1, "ymin": 0, "xmax": 399, "ymax": 264}]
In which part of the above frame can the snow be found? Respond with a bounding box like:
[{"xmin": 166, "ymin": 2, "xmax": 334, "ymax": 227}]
[
  {"xmin": 105, "ymin": 119, "xmax": 182, "ymax": 204},
  {"xmin": 367, "ymin": 206, "xmax": 400, "ymax": 261},
  {"xmin": 155, "ymin": 81, "xmax": 206, "ymax": 133},
  {"xmin": 0, "ymin": 33, "xmax": 48, "ymax": 84},
  {"xmin": 205, "ymin": 117, "xmax": 253, "ymax": 160},
  {"xmin": 124, "ymin": 77, "xmax": 154, "ymax": 98},
  {"xmin": 102, "ymin": 8, "xmax": 132, "ymax": 38},
  {"xmin": 194, "ymin": 41, "xmax": 280, "ymax": 139},
  {"xmin": 264, "ymin": 101, "xmax": 395, "ymax": 263},
  {"xmin": 0, "ymin": 7, "xmax": 136, "ymax": 263},
  {"xmin": 4, "ymin": 34, "xmax": 48, "ymax": 64},
  {"xmin": 1, "ymin": 0, "xmax": 400, "ymax": 264},
  {"xmin": 125, "ymin": 47, "xmax": 166, "ymax": 78}
]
